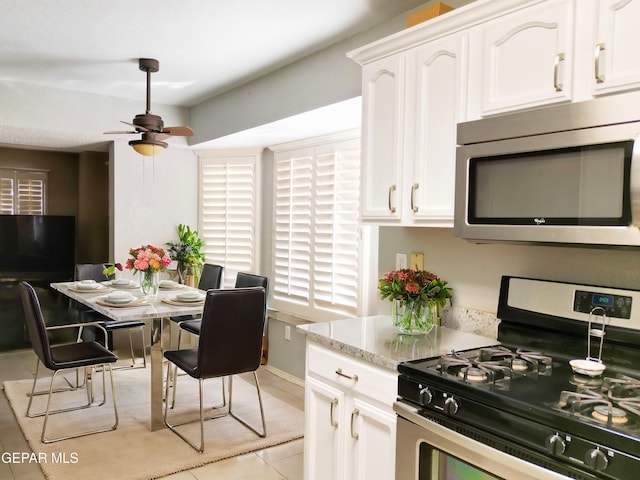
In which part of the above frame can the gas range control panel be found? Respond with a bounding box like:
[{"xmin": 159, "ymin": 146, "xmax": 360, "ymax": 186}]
[{"xmin": 573, "ymin": 290, "xmax": 632, "ymax": 319}]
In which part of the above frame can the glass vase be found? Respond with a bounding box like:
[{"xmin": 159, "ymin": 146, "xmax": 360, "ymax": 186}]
[
  {"xmin": 392, "ymin": 299, "xmax": 438, "ymax": 335},
  {"xmin": 139, "ymin": 270, "xmax": 159, "ymax": 298},
  {"xmin": 177, "ymin": 263, "xmax": 197, "ymax": 287}
]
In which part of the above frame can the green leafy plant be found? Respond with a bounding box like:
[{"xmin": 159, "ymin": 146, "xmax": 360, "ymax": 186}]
[
  {"xmin": 165, "ymin": 224, "xmax": 205, "ymax": 275},
  {"xmin": 102, "ymin": 262, "xmax": 123, "ymax": 278}
]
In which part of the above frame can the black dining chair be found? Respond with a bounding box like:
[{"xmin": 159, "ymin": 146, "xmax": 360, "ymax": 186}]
[
  {"xmin": 163, "ymin": 286, "xmax": 267, "ymax": 453},
  {"xmin": 178, "ymin": 272, "xmax": 268, "ymax": 341},
  {"xmin": 172, "ymin": 272, "xmax": 269, "ymax": 409},
  {"xmin": 170, "ymin": 263, "xmax": 224, "ymax": 348},
  {"xmin": 19, "ymin": 281, "xmax": 119, "ymax": 443},
  {"xmin": 74, "ymin": 263, "xmax": 147, "ymax": 368}
]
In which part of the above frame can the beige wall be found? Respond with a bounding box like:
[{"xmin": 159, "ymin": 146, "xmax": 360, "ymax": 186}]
[
  {"xmin": 77, "ymin": 151, "xmax": 109, "ymax": 263},
  {"xmin": 378, "ymin": 227, "xmax": 640, "ymax": 314},
  {"xmin": 0, "ymin": 147, "xmax": 78, "ymax": 215},
  {"xmin": 0, "ymin": 146, "xmax": 109, "ymax": 264}
]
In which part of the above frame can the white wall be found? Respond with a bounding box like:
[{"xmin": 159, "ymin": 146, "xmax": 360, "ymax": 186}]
[
  {"xmin": 110, "ymin": 139, "xmax": 198, "ymax": 273},
  {"xmin": 378, "ymin": 227, "xmax": 640, "ymax": 314}
]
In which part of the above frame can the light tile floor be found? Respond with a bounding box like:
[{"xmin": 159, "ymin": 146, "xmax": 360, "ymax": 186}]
[{"xmin": 0, "ymin": 349, "xmax": 305, "ymax": 480}]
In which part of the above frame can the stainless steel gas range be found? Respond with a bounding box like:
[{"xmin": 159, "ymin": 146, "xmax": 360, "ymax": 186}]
[{"xmin": 395, "ymin": 276, "xmax": 640, "ymax": 480}]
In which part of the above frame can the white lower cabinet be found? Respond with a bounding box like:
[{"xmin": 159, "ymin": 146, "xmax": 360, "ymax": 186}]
[{"xmin": 303, "ymin": 342, "xmax": 397, "ymax": 480}]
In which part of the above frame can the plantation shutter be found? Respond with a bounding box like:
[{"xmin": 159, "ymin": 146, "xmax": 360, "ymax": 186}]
[
  {"xmin": 17, "ymin": 172, "xmax": 46, "ymax": 214},
  {"xmin": 273, "ymin": 148, "xmax": 313, "ymax": 305},
  {"xmin": 0, "ymin": 169, "xmax": 47, "ymax": 215},
  {"xmin": 0, "ymin": 171, "xmax": 15, "ymax": 214},
  {"xmin": 313, "ymin": 141, "xmax": 360, "ymax": 312},
  {"xmin": 272, "ymin": 135, "xmax": 361, "ymax": 320},
  {"xmin": 199, "ymin": 152, "xmax": 260, "ymax": 287}
]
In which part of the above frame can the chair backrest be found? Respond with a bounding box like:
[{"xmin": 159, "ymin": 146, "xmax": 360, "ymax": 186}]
[
  {"xmin": 18, "ymin": 282, "xmax": 55, "ymax": 370},
  {"xmin": 76, "ymin": 263, "xmax": 111, "ymax": 282},
  {"xmin": 234, "ymin": 272, "xmax": 269, "ymax": 293},
  {"xmin": 198, "ymin": 263, "xmax": 224, "ymax": 291},
  {"xmin": 196, "ymin": 287, "xmax": 266, "ymax": 379}
]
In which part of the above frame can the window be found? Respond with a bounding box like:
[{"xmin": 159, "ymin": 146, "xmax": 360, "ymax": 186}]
[
  {"xmin": 271, "ymin": 134, "xmax": 361, "ymax": 321},
  {"xmin": 0, "ymin": 169, "xmax": 47, "ymax": 214},
  {"xmin": 198, "ymin": 150, "xmax": 260, "ymax": 287}
]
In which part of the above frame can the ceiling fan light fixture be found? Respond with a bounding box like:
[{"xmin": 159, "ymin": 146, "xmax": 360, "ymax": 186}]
[{"xmin": 129, "ymin": 138, "xmax": 168, "ymax": 156}]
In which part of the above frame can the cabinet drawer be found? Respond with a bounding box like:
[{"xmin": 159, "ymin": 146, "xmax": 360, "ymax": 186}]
[{"xmin": 306, "ymin": 342, "xmax": 397, "ymax": 406}]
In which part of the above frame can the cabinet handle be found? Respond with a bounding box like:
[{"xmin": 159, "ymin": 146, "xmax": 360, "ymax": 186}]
[
  {"xmin": 410, "ymin": 183, "xmax": 419, "ymax": 213},
  {"xmin": 330, "ymin": 398, "xmax": 339, "ymax": 427},
  {"xmin": 335, "ymin": 368, "xmax": 359, "ymax": 381},
  {"xmin": 388, "ymin": 185, "xmax": 397, "ymax": 213},
  {"xmin": 350, "ymin": 409, "xmax": 360, "ymax": 439},
  {"xmin": 595, "ymin": 43, "xmax": 606, "ymax": 83},
  {"xmin": 554, "ymin": 52, "xmax": 565, "ymax": 92}
]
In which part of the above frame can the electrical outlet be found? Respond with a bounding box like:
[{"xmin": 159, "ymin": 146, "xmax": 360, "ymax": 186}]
[
  {"xmin": 395, "ymin": 253, "xmax": 407, "ymax": 270},
  {"xmin": 284, "ymin": 325, "xmax": 291, "ymax": 341},
  {"xmin": 410, "ymin": 253, "xmax": 424, "ymax": 270}
]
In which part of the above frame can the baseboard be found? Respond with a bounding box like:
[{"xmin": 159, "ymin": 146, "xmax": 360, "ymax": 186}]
[{"xmin": 262, "ymin": 364, "xmax": 305, "ymax": 388}]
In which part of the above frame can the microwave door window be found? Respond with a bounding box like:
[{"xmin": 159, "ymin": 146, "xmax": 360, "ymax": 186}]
[{"xmin": 469, "ymin": 142, "xmax": 631, "ymax": 226}]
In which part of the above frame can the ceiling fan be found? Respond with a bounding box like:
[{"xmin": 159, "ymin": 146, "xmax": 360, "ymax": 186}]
[{"xmin": 105, "ymin": 58, "xmax": 194, "ymax": 156}]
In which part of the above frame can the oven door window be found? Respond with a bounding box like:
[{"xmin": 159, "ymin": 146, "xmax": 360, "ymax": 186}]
[
  {"xmin": 420, "ymin": 443, "xmax": 503, "ymax": 480},
  {"xmin": 468, "ymin": 141, "xmax": 632, "ymax": 226}
]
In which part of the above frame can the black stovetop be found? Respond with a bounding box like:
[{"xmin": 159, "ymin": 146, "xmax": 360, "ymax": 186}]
[{"xmin": 398, "ymin": 344, "xmax": 640, "ymax": 456}]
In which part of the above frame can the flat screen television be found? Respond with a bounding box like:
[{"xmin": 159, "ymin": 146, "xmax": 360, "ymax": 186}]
[{"xmin": 0, "ymin": 215, "xmax": 75, "ymax": 277}]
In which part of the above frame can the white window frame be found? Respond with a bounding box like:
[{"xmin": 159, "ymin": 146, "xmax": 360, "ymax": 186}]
[
  {"xmin": 0, "ymin": 168, "xmax": 48, "ymax": 215},
  {"xmin": 198, "ymin": 149, "xmax": 261, "ymax": 288},
  {"xmin": 270, "ymin": 131, "xmax": 364, "ymax": 322}
]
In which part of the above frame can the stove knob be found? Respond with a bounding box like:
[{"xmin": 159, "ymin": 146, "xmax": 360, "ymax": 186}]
[
  {"xmin": 444, "ymin": 396, "xmax": 459, "ymax": 415},
  {"xmin": 545, "ymin": 433, "xmax": 566, "ymax": 455},
  {"xmin": 419, "ymin": 387, "xmax": 433, "ymax": 405},
  {"xmin": 585, "ymin": 448, "xmax": 608, "ymax": 471}
]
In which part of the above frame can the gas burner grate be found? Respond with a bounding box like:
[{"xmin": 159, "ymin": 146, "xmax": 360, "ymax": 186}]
[
  {"xmin": 555, "ymin": 377, "xmax": 640, "ymax": 432},
  {"xmin": 436, "ymin": 347, "xmax": 552, "ymax": 387}
]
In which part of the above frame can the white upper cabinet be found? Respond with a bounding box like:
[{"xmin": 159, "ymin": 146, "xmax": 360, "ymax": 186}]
[
  {"xmin": 353, "ymin": 30, "xmax": 467, "ymax": 226},
  {"xmin": 360, "ymin": 55, "xmax": 405, "ymax": 221},
  {"xmin": 467, "ymin": 0, "xmax": 575, "ymax": 118},
  {"xmin": 593, "ymin": 0, "xmax": 640, "ymax": 96},
  {"xmin": 351, "ymin": 0, "xmax": 640, "ymax": 225},
  {"xmin": 410, "ymin": 34, "xmax": 467, "ymax": 225}
]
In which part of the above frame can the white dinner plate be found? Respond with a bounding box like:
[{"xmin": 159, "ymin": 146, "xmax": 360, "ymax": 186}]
[{"xmin": 175, "ymin": 293, "xmax": 205, "ymax": 303}]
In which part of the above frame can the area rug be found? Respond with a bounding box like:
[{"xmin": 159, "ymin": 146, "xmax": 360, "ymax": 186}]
[{"xmin": 3, "ymin": 367, "xmax": 304, "ymax": 480}]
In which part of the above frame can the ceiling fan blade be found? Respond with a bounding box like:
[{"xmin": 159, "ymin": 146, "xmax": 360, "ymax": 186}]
[
  {"xmin": 156, "ymin": 133, "xmax": 171, "ymax": 141},
  {"xmin": 162, "ymin": 126, "xmax": 194, "ymax": 137},
  {"xmin": 104, "ymin": 130, "xmax": 137, "ymax": 134},
  {"xmin": 120, "ymin": 120, "xmax": 149, "ymax": 132}
]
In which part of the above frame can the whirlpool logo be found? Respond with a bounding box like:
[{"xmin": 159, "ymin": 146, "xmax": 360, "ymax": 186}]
[{"xmin": 533, "ymin": 218, "xmax": 546, "ymax": 225}]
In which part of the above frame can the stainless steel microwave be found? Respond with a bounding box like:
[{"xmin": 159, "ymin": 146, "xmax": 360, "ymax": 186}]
[{"xmin": 455, "ymin": 93, "xmax": 640, "ymax": 248}]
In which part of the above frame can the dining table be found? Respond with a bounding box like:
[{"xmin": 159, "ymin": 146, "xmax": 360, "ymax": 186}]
[{"xmin": 50, "ymin": 280, "xmax": 205, "ymax": 431}]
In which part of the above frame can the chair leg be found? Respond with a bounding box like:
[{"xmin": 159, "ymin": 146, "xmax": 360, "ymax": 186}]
[
  {"xmin": 163, "ymin": 364, "xmax": 227, "ymax": 453},
  {"xmin": 128, "ymin": 329, "xmax": 136, "ymax": 366},
  {"xmin": 140, "ymin": 326, "xmax": 147, "ymax": 368},
  {"xmin": 36, "ymin": 364, "xmax": 119, "ymax": 443},
  {"xmin": 113, "ymin": 326, "xmax": 147, "ymax": 370},
  {"xmin": 228, "ymin": 372, "xmax": 267, "ymax": 438},
  {"xmin": 26, "ymin": 359, "xmax": 83, "ymax": 400}
]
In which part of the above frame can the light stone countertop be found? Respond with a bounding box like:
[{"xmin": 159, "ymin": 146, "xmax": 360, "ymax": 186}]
[{"xmin": 297, "ymin": 315, "xmax": 500, "ymax": 371}]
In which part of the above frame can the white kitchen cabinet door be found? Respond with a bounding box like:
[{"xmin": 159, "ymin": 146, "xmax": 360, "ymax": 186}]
[
  {"xmin": 304, "ymin": 377, "xmax": 346, "ymax": 480},
  {"xmin": 360, "ymin": 55, "xmax": 405, "ymax": 221},
  {"xmin": 349, "ymin": 398, "xmax": 397, "ymax": 480},
  {"xmin": 409, "ymin": 33, "xmax": 468, "ymax": 226},
  {"xmin": 593, "ymin": 0, "xmax": 640, "ymax": 96},
  {"xmin": 471, "ymin": 0, "xmax": 575, "ymax": 117},
  {"xmin": 304, "ymin": 341, "xmax": 398, "ymax": 480}
]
